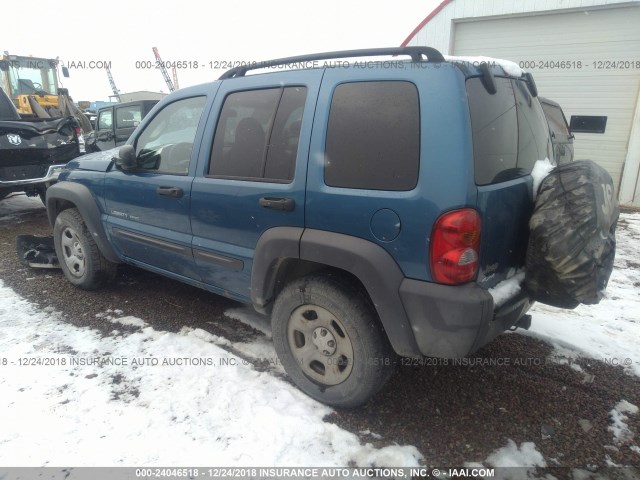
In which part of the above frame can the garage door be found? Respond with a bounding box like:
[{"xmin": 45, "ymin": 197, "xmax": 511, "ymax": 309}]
[{"xmin": 452, "ymin": 5, "xmax": 640, "ymax": 196}]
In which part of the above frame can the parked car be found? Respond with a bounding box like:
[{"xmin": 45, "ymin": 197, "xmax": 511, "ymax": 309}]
[
  {"xmin": 539, "ymin": 97, "xmax": 574, "ymax": 165},
  {"xmin": 0, "ymin": 86, "xmax": 84, "ymax": 203},
  {"xmin": 87, "ymin": 100, "xmax": 158, "ymax": 152},
  {"xmin": 46, "ymin": 47, "xmax": 566, "ymax": 406}
]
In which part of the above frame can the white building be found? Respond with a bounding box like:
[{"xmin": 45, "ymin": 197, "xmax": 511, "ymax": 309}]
[
  {"xmin": 403, "ymin": 0, "xmax": 640, "ymax": 207},
  {"xmin": 109, "ymin": 91, "xmax": 167, "ymax": 103}
]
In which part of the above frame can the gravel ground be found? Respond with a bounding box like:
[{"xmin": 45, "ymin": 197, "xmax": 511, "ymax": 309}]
[{"xmin": 1, "ymin": 195, "xmax": 638, "ymax": 474}]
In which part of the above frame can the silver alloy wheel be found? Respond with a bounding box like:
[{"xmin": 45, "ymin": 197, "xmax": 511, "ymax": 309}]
[
  {"xmin": 287, "ymin": 304, "xmax": 354, "ymax": 385},
  {"xmin": 60, "ymin": 226, "xmax": 86, "ymax": 277}
]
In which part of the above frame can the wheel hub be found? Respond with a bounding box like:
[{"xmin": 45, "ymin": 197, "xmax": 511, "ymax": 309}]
[
  {"xmin": 286, "ymin": 304, "xmax": 354, "ymax": 386},
  {"xmin": 312, "ymin": 327, "xmax": 337, "ymax": 356}
]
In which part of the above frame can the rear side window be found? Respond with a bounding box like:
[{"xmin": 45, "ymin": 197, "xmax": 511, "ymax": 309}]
[
  {"xmin": 466, "ymin": 77, "xmax": 518, "ymax": 185},
  {"xmin": 325, "ymin": 81, "xmax": 420, "ymax": 191},
  {"xmin": 209, "ymin": 86, "xmax": 307, "ymax": 182},
  {"xmin": 116, "ymin": 105, "xmax": 142, "ymax": 129}
]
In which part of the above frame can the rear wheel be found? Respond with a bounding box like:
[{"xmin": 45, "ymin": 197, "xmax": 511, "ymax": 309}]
[
  {"xmin": 271, "ymin": 274, "xmax": 395, "ymax": 407},
  {"xmin": 53, "ymin": 208, "xmax": 117, "ymax": 290}
]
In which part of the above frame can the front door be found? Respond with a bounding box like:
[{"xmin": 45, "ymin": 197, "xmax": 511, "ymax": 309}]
[{"xmin": 103, "ymin": 95, "xmax": 209, "ymax": 280}]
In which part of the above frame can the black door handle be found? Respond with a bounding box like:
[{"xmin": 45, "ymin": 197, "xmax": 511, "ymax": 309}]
[
  {"xmin": 157, "ymin": 186, "xmax": 183, "ymax": 198},
  {"xmin": 259, "ymin": 197, "xmax": 295, "ymax": 211}
]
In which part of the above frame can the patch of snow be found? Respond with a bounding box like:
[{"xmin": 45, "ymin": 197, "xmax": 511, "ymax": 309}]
[
  {"xmin": 444, "ymin": 55, "xmax": 524, "ymax": 77},
  {"xmin": 608, "ymin": 400, "xmax": 638, "ymax": 444},
  {"xmin": 0, "ymin": 280, "xmax": 422, "ymax": 467},
  {"xmin": 486, "ymin": 440, "xmax": 546, "ymax": 468},
  {"xmin": 109, "ymin": 316, "xmax": 147, "ymax": 328},
  {"xmin": 530, "ymin": 158, "xmax": 554, "ymax": 200},
  {"xmin": 488, "ymin": 271, "xmax": 525, "ymax": 308},
  {"xmin": 524, "ymin": 213, "xmax": 640, "ymax": 377}
]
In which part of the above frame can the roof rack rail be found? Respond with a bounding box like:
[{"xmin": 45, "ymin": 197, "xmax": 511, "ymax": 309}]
[{"xmin": 219, "ymin": 46, "xmax": 445, "ymax": 79}]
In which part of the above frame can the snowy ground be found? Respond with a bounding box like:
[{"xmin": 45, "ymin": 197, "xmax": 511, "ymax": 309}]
[{"xmin": 0, "ymin": 195, "xmax": 639, "ymax": 473}]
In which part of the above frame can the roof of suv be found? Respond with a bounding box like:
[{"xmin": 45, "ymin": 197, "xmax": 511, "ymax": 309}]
[{"xmin": 218, "ymin": 47, "xmax": 526, "ymax": 81}]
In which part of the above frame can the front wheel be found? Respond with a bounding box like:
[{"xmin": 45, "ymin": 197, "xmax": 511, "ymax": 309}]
[
  {"xmin": 53, "ymin": 208, "xmax": 117, "ymax": 290},
  {"xmin": 271, "ymin": 275, "xmax": 395, "ymax": 407}
]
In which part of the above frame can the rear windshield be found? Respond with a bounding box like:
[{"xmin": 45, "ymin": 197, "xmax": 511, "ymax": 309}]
[{"xmin": 467, "ymin": 77, "xmax": 551, "ymax": 185}]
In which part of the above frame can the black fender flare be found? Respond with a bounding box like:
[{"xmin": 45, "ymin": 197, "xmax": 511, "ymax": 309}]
[
  {"xmin": 46, "ymin": 181, "xmax": 120, "ymax": 263},
  {"xmin": 252, "ymin": 227, "xmax": 421, "ymax": 357}
]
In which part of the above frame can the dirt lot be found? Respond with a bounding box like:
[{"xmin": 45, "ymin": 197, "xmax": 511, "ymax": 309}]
[{"xmin": 1, "ymin": 194, "xmax": 638, "ymax": 475}]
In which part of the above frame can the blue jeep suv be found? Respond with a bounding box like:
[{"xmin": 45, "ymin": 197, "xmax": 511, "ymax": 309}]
[{"xmin": 46, "ymin": 47, "xmax": 549, "ymax": 407}]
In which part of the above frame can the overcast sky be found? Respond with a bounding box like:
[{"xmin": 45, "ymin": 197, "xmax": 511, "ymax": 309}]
[{"xmin": 3, "ymin": 0, "xmax": 439, "ymax": 102}]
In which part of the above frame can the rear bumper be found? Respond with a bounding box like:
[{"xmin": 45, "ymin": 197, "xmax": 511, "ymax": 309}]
[{"xmin": 399, "ymin": 278, "xmax": 532, "ymax": 358}]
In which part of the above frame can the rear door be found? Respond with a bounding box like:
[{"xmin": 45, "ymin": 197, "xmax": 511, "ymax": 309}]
[
  {"xmin": 190, "ymin": 71, "xmax": 322, "ymax": 301},
  {"xmin": 103, "ymin": 94, "xmax": 209, "ymax": 280},
  {"xmin": 468, "ymin": 76, "xmax": 552, "ymax": 288}
]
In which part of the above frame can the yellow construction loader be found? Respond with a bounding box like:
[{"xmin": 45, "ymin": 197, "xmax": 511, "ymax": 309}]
[{"xmin": 0, "ymin": 52, "xmax": 92, "ymax": 133}]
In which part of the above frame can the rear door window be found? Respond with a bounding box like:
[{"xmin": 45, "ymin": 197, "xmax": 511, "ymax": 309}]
[
  {"xmin": 467, "ymin": 77, "xmax": 552, "ymax": 185},
  {"xmin": 116, "ymin": 105, "xmax": 142, "ymax": 129},
  {"xmin": 324, "ymin": 81, "xmax": 420, "ymax": 191},
  {"xmin": 209, "ymin": 86, "xmax": 307, "ymax": 182},
  {"xmin": 466, "ymin": 77, "xmax": 518, "ymax": 185}
]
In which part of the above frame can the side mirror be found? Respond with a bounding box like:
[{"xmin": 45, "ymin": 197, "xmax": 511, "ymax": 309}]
[
  {"xmin": 115, "ymin": 145, "xmax": 137, "ymax": 171},
  {"xmin": 62, "ymin": 66, "xmax": 70, "ymax": 78}
]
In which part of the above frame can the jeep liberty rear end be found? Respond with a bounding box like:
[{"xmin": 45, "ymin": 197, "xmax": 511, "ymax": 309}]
[{"xmin": 46, "ymin": 47, "xmax": 550, "ymax": 407}]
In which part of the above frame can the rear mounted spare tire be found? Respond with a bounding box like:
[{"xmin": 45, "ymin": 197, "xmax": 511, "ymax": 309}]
[{"xmin": 525, "ymin": 160, "xmax": 619, "ymax": 308}]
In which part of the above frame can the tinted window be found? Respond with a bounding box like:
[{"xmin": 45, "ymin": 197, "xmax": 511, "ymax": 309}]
[
  {"xmin": 466, "ymin": 77, "xmax": 518, "ymax": 185},
  {"xmin": 325, "ymin": 81, "xmax": 420, "ymax": 191},
  {"xmin": 116, "ymin": 105, "xmax": 142, "ymax": 129},
  {"xmin": 135, "ymin": 96, "xmax": 206, "ymax": 175},
  {"xmin": 209, "ymin": 87, "xmax": 307, "ymax": 181},
  {"xmin": 513, "ymin": 80, "xmax": 552, "ymax": 172},
  {"xmin": 98, "ymin": 110, "xmax": 113, "ymax": 130},
  {"xmin": 570, "ymin": 115, "xmax": 607, "ymax": 134}
]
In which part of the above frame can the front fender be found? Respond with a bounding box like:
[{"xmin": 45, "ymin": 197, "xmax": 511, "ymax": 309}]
[{"xmin": 46, "ymin": 181, "xmax": 120, "ymax": 263}]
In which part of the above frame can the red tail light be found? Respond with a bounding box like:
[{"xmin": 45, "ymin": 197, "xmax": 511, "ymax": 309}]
[
  {"xmin": 75, "ymin": 127, "xmax": 82, "ymax": 136},
  {"xmin": 430, "ymin": 209, "xmax": 481, "ymax": 285}
]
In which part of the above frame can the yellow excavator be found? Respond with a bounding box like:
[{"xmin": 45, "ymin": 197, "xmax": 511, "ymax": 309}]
[{"xmin": 0, "ymin": 52, "xmax": 92, "ymax": 133}]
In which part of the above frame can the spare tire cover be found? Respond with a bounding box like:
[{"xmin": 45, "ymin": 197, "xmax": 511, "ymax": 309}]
[{"xmin": 525, "ymin": 160, "xmax": 619, "ymax": 308}]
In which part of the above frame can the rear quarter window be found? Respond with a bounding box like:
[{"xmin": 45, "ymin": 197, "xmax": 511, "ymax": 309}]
[{"xmin": 325, "ymin": 81, "xmax": 420, "ymax": 191}]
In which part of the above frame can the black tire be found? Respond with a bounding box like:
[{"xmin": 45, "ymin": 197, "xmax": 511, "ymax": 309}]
[
  {"xmin": 271, "ymin": 274, "xmax": 395, "ymax": 408},
  {"xmin": 53, "ymin": 208, "xmax": 117, "ymax": 290}
]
